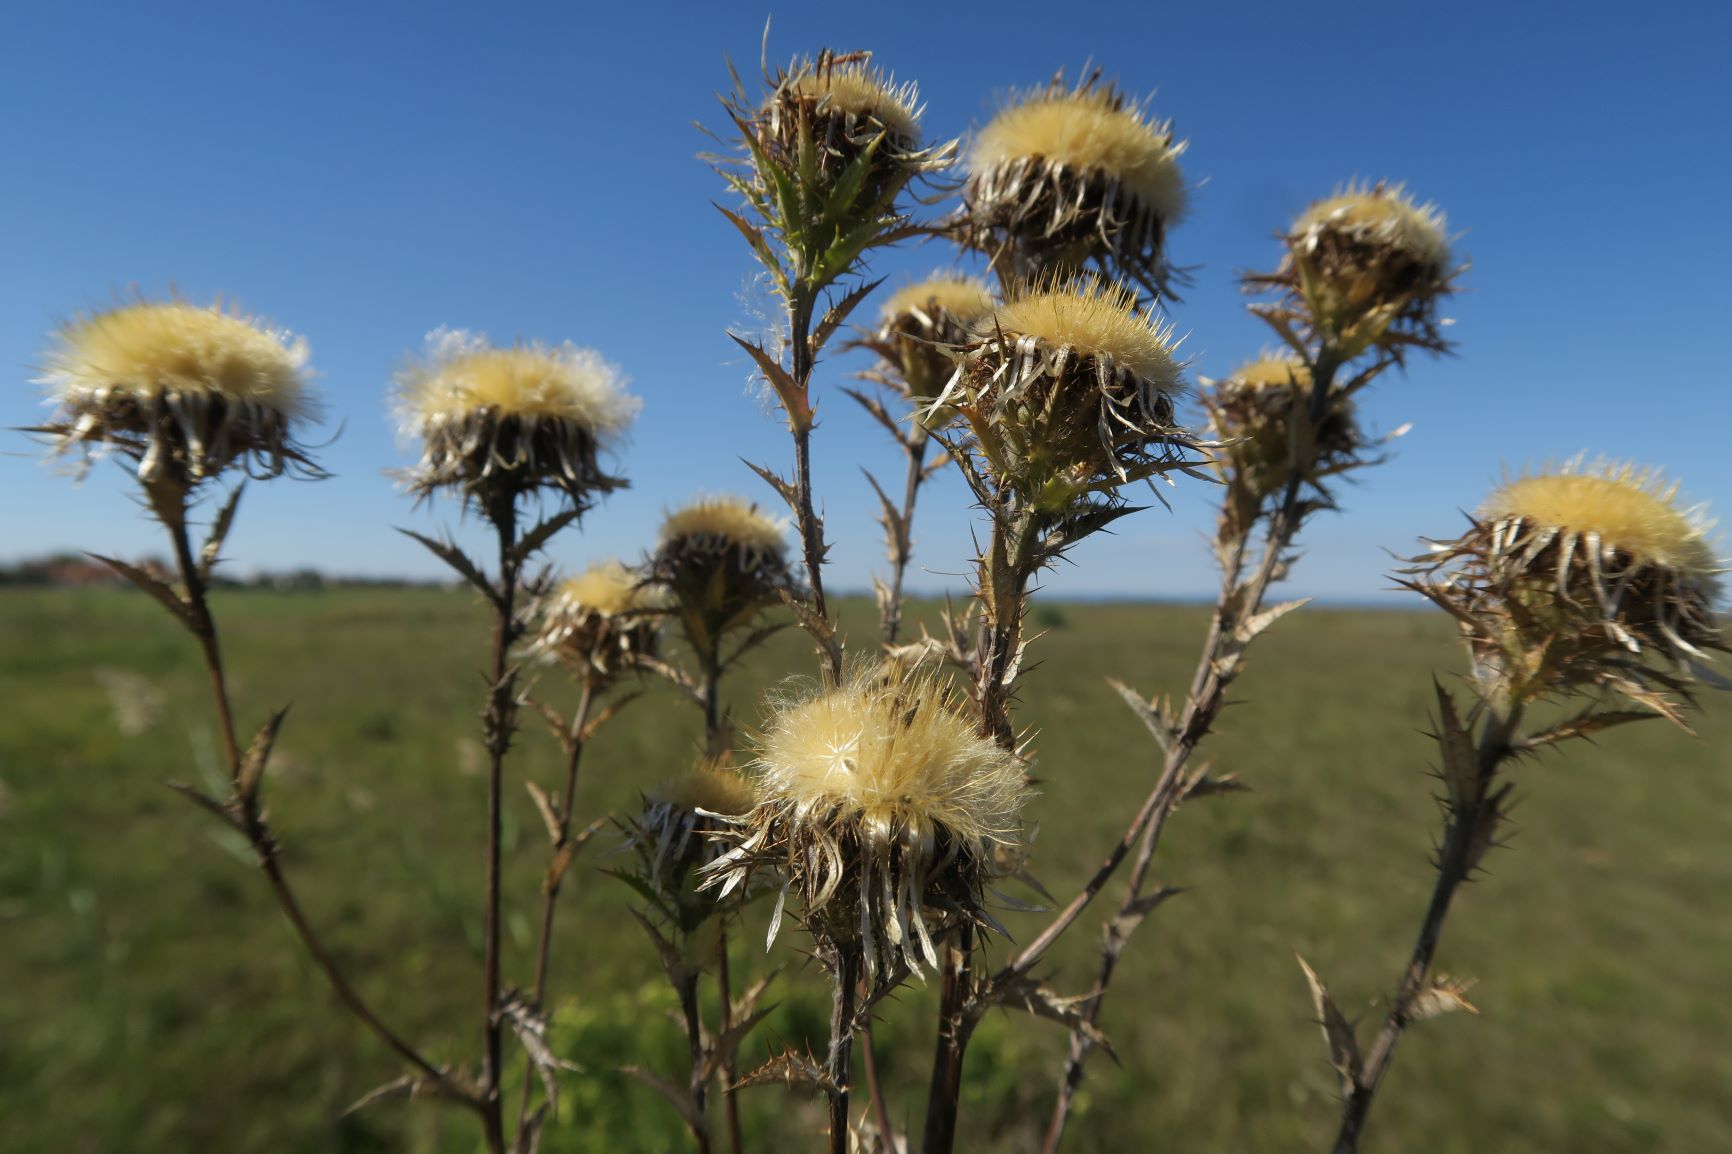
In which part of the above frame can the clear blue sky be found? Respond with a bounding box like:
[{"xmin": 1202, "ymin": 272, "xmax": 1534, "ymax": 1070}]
[{"xmin": 4, "ymin": 1, "xmax": 1727, "ymax": 601}]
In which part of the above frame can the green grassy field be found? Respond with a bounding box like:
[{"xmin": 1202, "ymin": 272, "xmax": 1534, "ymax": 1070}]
[{"xmin": 2, "ymin": 587, "xmax": 1728, "ymax": 1153}]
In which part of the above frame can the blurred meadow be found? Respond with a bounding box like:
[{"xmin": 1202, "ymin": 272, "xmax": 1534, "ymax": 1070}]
[{"xmin": 3, "ymin": 587, "xmax": 1727, "ymax": 1153}]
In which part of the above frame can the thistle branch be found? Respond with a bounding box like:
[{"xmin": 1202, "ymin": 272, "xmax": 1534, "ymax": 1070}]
[{"xmin": 152, "ymin": 484, "xmax": 471, "ymax": 1113}]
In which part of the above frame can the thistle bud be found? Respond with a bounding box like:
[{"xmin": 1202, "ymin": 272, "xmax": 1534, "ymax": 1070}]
[
  {"xmin": 527, "ymin": 560, "xmax": 663, "ymax": 687},
  {"xmin": 962, "ymin": 78, "xmax": 1186, "ymax": 296},
  {"xmin": 1411, "ymin": 461, "xmax": 1724, "ymax": 713},
  {"xmin": 648, "ymin": 497, "xmax": 792, "ymax": 656},
  {"xmin": 393, "ymin": 328, "xmax": 638, "ymax": 516},
  {"xmin": 738, "ymin": 52, "xmax": 947, "ymax": 251},
  {"xmin": 705, "ymin": 663, "xmax": 1030, "ymax": 983},
  {"xmin": 935, "ymin": 277, "xmax": 1193, "ymax": 511},
  {"xmin": 870, "ymin": 276, "xmax": 996, "ymax": 422},
  {"xmin": 36, "ymin": 299, "xmax": 319, "ymax": 491}
]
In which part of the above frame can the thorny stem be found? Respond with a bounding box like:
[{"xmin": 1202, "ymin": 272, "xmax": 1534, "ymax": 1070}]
[
  {"xmin": 860, "ymin": 1017, "xmax": 898, "ymax": 1150},
  {"xmin": 921, "ymin": 923, "xmax": 975, "ymax": 1154},
  {"xmin": 880, "ymin": 431, "xmax": 930, "ymax": 647},
  {"xmin": 924, "ymin": 501, "xmax": 1039, "ymax": 1150},
  {"xmin": 788, "ymin": 287, "xmax": 843, "ymax": 687},
  {"xmin": 480, "ymin": 497, "xmax": 525, "ymax": 1154},
  {"xmin": 1331, "ymin": 699, "xmax": 1523, "ymax": 1153},
  {"xmin": 1040, "ymin": 348, "xmax": 1347, "ymax": 1152},
  {"xmin": 677, "ymin": 972, "xmax": 715, "ymax": 1154},
  {"xmin": 514, "ymin": 681, "xmax": 596, "ymax": 1140},
  {"xmin": 826, "ymin": 945, "xmax": 861, "ymax": 1154},
  {"xmin": 158, "ymin": 491, "xmax": 465, "ymax": 1106},
  {"xmin": 717, "ymin": 924, "xmax": 744, "ymax": 1154}
]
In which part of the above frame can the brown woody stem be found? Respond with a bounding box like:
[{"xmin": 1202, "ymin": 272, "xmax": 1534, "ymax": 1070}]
[
  {"xmin": 826, "ymin": 945, "xmax": 860, "ymax": 1154},
  {"xmin": 880, "ymin": 430, "xmax": 930, "ymax": 647},
  {"xmin": 1331, "ymin": 701, "xmax": 1521, "ymax": 1152},
  {"xmin": 160, "ymin": 490, "xmax": 469, "ymax": 1110},
  {"xmin": 1039, "ymin": 348, "xmax": 1345, "ymax": 1152}
]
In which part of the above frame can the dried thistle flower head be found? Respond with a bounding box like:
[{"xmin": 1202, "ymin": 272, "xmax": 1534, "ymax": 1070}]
[
  {"xmin": 1410, "ymin": 460, "xmax": 1724, "ymax": 716},
  {"xmin": 871, "ymin": 276, "xmax": 997, "ymax": 411},
  {"xmin": 36, "ymin": 299, "xmax": 319, "ymax": 487},
  {"xmin": 1266, "ymin": 183, "xmax": 1454, "ymax": 359},
  {"xmin": 393, "ymin": 328, "xmax": 638, "ymax": 514},
  {"xmin": 528, "ymin": 560, "xmax": 664, "ymax": 685},
  {"xmin": 934, "ymin": 277, "xmax": 1196, "ymax": 511},
  {"xmin": 631, "ymin": 759, "xmax": 760, "ymax": 924},
  {"xmin": 963, "ymin": 78, "xmax": 1186, "ymax": 297},
  {"xmin": 1207, "ymin": 353, "xmax": 1361, "ymax": 508},
  {"xmin": 649, "ymin": 497, "xmax": 792, "ymax": 655},
  {"xmin": 706, "ymin": 664, "xmax": 1030, "ymax": 981}
]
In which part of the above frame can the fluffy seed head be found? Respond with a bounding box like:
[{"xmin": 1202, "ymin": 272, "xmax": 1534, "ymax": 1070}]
[
  {"xmin": 1409, "ymin": 460, "xmax": 1723, "ymax": 716},
  {"xmin": 649, "ymin": 497, "xmax": 792, "ymax": 654},
  {"xmin": 631, "ymin": 760, "xmax": 761, "ymax": 928},
  {"xmin": 705, "ymin": 664, "xmax": 1030, "ymax": 980},
  {"xmin": 650, "ymin": 763, "xmax": 759, "ymax": 818},
  {"xmin": 393, "ymin": 328, "xmax": 638, "ymax": 512},
  {"xmin": 529, "ymin": 560, "xmax": 663, "ymax": 684},
  {"xmin": 962, "ymin": 78, "xmax": 1186, "ymax": 297},
  {"xmin": 37, "ymin": 299, "xmax": 318, "ymax": 485},
  {"xmin": 935, "ymin": 278, "xmax": 1196, "ymax": 508}
]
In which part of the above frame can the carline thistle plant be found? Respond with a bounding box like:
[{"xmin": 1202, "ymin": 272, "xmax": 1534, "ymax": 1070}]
[
  {"xmin": 28, "ymin": 34, "xmax": 1728, "ymax": 1154},
  {"xmin": 1299, "ymin": 463, "xmax": 1723, "ymax": 1154}
]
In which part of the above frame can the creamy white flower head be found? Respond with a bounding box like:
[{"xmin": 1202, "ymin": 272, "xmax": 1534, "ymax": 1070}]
[
  {"xmin": 37, "ymin": 299, "xmax": 320, "ymax": 483},
  {"xmin": 392, "ymin": 327, "xmax": 639, "ymax": 507}
]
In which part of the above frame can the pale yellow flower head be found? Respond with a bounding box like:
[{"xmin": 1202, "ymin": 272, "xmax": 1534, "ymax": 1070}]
[
  {"xmin": 971, "ymin": 86, "xmax": 1187, "ymax": 225},
  {"xmin": 1229, "ymin": 354, "xmax": 1313, "ymax": 391},
  {"xmin": 658, "ymin": 496, "xmax": 787, "ymax": 557},
  {"xmin": 393, "ymin": 328, "xmax": 638, "ymax": 509},
  {"xmin": 529, "ymin": 559, "xmax": 663, "ymax": 683},
  {"xmin": 1484, "ymin": 463, "xmax": 1718, "ymax": 582},
  {"xmin": 784, "ymin": 60, "xmax": 922, "ymax": 145},
  {"xmin": 1294, "ymin": 184, "xmax": 1450, "ymax": 271},
  {"xmin": 879, "ymin": 276, "xmax": 996, "ymax": 328},
  {"xmin": 706, "ymin": 664, "xmax": 1030, "ymax": 980},
  {"xmin": 962, "ymin": 78, "xmax": 1186, "ymax": 297},
  {"xmin": 650, "ymin": 763, "xmax": 759, "ymax": 818},
  {"xmin": 991, "ymin": 279, "xmax": 1183, "ymax": 391},
  {"xmin": 37, "ymin": 299, "xmax": 318, "ymax": 484}
]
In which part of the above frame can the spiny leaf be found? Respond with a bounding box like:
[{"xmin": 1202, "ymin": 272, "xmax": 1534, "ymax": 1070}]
[
  {"xmin": 729, "ymin": 333, "xmax": 810, "ymax": 430},
  {"xmin": 235, "ymin": 706, "xmax": 290, "ymax": 805},
  {"xmin": 87, "ymin": 553, "xmax": 192, "ymax": 629},
  {"xmin": 811, "ymin": 277, "xmax": 884, "ymax": 354},
  {"xmin": 397, "ymin": 530, "xmax": 499, "ymax": 610},
  {"xmin": 525, "ymin": 780, "xmax": 562, "ymax": 844},
  {"xmin": 1514, "ymin": 708, "xmax": 1659, "ymax": 752},
  {"xmin": 198, "ymin": 483, "xmax": 245, "ymax": 583},
  {"xmin": 618, "ymin": 1065, "xmax": 704, "ymax": 1129},
  {"xmin": 1297, "ymin": 954, "xmax": 1361, "ymax": 1097},
  {"xmin": 1106, "ymin": 679, "xmax": 1174, "ymax": 754},
  {"xmin": 512, "ymin": 509, "xmax": 583, "ymax": 566},
  {"xmin": 731, "ymin": 1049, "xmax": 835, "ymax": 1096},
  {"xmin": 994, "ymin": 975, "xmax": 1118, "ymax": 1063},
  {"xmin": 742, "ymin": 459, "xmax": 799, "ymax": 509},
  {"xmin": 1234, "ymin": 597, "xmax": 1310, "ymax": 644},
  {"xmin": 1433, "ymin": 679, "xmax": 1479, "ymax": 810}
]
